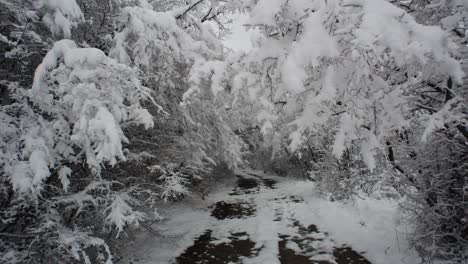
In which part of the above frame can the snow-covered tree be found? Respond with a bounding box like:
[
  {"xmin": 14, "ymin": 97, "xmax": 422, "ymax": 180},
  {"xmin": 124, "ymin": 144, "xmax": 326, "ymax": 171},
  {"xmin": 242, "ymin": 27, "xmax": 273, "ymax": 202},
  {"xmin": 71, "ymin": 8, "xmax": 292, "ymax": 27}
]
[
  {"xmin": 4, "ymin": 39, "xmax": 154, "ymax": 194},
  {"xmin": 219, "ymin": 0, "xmax": 463, "ymax": 170},
  {"xmin": 110, "ymin": 0, "xmax": 246, "ymax": 172},
  {"xmin": 0, "ymin": 37, "xmax": 156, "ymax": 263},
  {"xmin": 382, "ymin": 1, "xmax": 468, "ymax": 261}
]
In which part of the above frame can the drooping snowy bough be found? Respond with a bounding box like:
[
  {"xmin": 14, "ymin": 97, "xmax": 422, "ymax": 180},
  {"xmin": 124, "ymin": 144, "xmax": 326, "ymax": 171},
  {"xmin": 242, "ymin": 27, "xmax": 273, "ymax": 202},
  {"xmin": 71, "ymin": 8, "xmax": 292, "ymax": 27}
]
[
  {"xmin": 0, "ymin": 38, "xmax": 155, "ymax": 262},
  {"xmin": 216, "ymin": 0, "xmax": 464, "ymax": 170},
  {"xmin": 8, "ymin": 39, "xmax": 154, "ymax": 194}
]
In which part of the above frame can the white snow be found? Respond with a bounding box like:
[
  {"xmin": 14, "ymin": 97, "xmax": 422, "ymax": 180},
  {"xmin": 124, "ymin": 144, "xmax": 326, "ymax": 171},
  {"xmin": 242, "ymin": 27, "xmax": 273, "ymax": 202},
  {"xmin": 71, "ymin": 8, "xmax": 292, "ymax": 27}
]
[
  {"xmin": 281, "ymin": 12, "xmax": 339, "ymax": 94},
  {"xmin": 287, "ymin": 180, "xmax": 420, "ymax": 264},
  {"xmin": 58, "ymin": 166, "xmax": 72, "ymax": 192},
  {"xmin": 37, "ymin": 0, "xmax": 83, "ymax": 38},
  {"xmin": 332, "ymin": 113, "xmax": 357, "ymax": 159},
  {"xmin": 249, "ymin": 0, "xmax": 285, "ymax": 25},
  {"xmin": 356, "ymin": 0, "xmax": 464, "ymax": 83},
  {"xmin": 106, "ymin": 193, "xmax": 146, "ymax": 238}
]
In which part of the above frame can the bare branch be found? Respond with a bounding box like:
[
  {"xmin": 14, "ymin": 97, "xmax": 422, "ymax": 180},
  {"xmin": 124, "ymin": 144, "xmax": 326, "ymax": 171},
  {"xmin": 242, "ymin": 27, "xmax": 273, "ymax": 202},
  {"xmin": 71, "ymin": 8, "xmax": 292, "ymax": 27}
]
[{"xmin": 174, "ymin": 0, "xmax": 204, "ymax": 20}]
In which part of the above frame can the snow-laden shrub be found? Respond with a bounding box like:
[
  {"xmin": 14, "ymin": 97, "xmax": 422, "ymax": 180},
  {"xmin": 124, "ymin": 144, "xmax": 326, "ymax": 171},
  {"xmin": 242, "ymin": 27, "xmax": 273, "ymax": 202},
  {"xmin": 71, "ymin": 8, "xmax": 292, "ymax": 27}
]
[
  {"xmin": 149, "ymin": 162, "xmax": 190, "ymax": 202},
  {"xmin": 3, "ymin": 39, "xmax": 155, "ymax": 194},
  {"xmin": 110, "ymin": 2, "xmax": 246, "ymax": 175},
  {"xmin": 33, "ymin": 0, "xmax": 84, "ymax": 39},
  {"xmin": 105, "ymin": 193, "xmax": 146, "ymax": 238},
  {"xmin": 0, "ymin": 39, "xmax": 156, "ymax": 263},
  {"xmin": 400, "ymin": 127, "xmax": 468, "ymax": 262}
]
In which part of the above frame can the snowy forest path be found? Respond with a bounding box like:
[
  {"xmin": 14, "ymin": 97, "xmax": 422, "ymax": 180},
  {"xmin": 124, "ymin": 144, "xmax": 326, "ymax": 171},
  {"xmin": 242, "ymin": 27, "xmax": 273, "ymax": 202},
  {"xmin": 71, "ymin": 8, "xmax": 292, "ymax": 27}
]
[
  {"xmin": 173, "ymin": 171, "xmax": 372, "ymax": 264},
  {"xmin": 120, "ymin": 171, "xmax": 374, "ymax": 264}
]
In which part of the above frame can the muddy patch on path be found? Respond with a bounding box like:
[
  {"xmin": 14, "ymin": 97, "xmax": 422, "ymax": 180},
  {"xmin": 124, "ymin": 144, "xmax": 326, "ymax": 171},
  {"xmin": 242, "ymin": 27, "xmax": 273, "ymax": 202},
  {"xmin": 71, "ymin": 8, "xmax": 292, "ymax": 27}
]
[
  {"xmin": 272, "ymin": 195, "xmax": 304, "ymax": 203},
  {"xmin": 262, "ymin": 178, "xmax": 277, "ymax": 189},
  {"xmin": 245, "ymin": 172, "xmax": 277, "ymax": 189},
  {"xmin": 278, "ymin": 237, "xmax": 331, "ymax": 264},
  {"xmin": 278, "ymin": 220, "xmax": 371, "ymax": 264},
  {"xmin": 176, "ymin": 230, "xmax": 258, "ymax": 264},
  {"xmin": 230, "ymin": 176, "xmax": 260, "ymax": 195},
  {"xmin": 333, "ymin": 246, "xmax": 371, "ymax": 264},
  {"xmin": 278, "ymin": 223, "xmax": 330, "ymax": 264},
  {"xmin": 210, "ymin": 201, "xmax": 256, "ymax": 220},
  {"xmin": 229, "ymin": 174, "xmax": 278, "ymax": 196}
]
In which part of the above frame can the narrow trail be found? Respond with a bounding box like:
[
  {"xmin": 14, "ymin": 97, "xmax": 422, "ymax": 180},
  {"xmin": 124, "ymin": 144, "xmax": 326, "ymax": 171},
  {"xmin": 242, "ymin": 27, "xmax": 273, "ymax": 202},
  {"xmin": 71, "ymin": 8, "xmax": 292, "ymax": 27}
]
[{"xmin": 173, "ymin": 172, "xmax": 372, "ymax": 264}]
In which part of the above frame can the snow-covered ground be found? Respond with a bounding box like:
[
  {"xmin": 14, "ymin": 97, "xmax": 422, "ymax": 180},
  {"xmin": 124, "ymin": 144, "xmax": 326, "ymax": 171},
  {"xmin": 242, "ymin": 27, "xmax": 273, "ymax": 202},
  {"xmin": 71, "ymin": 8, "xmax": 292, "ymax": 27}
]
[{"xmin": 119, "ymin": 170, "xmax": 420, "ymax": 264}]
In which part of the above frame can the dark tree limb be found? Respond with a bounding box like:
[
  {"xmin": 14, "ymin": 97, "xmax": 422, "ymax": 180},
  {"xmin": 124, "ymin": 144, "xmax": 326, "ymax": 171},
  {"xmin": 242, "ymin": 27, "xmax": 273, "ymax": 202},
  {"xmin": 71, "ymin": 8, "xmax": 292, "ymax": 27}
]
[
  {"xmin": 175, "ymin": 0, "xmax": 204, "ymax": 20},
  {"xmin": 0, "ymin": 232, "xmax": 45, "ymax": 239}
]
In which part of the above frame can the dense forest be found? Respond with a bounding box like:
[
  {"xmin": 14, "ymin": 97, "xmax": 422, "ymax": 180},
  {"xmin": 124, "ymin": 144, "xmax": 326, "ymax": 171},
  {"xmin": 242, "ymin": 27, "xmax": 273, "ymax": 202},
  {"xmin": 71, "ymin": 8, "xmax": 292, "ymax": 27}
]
[{"xmin": 0, "ymin": 0, "xmax": 467, "ymax": 263}]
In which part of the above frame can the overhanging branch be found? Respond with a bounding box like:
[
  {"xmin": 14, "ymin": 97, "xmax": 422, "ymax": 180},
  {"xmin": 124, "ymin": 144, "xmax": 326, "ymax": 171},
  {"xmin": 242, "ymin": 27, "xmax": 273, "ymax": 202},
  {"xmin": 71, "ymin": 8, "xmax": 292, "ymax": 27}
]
[{"xmin": 175, "ymin": 0, "xmax": 204, "ymax": 19}]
